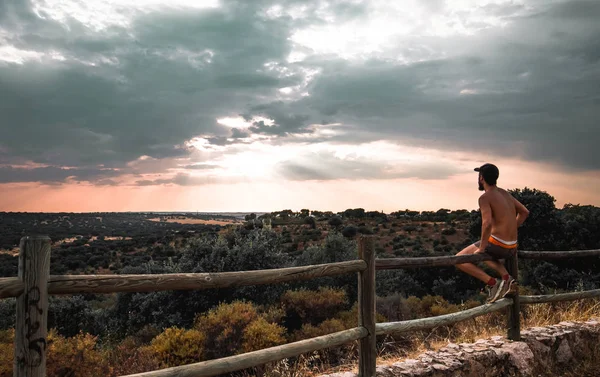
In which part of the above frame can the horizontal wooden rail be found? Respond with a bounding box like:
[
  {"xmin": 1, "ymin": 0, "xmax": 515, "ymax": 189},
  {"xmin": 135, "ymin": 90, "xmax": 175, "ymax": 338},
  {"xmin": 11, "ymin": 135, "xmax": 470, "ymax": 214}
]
[
  {"xmin": 376, "ymin": 254, "xmax": 497, "ymax": 270},
  {"xmin": 518, "ymin": 249, "xmax": 600, "ymax": 260},
  {"xmin": 0, "ymin": 277, "xmax": 22, "ymax": 299},
  {"xmin": 521, "ymin": 289, "xmax": 600, "ymax": 304},
  {"xmin": 375, "ymin": 298, "xmax": 512, "ymax": 336},
  {"xmin": 375, "ymin": 249, "xmax": 600, "ymax": 270},
  {"xmin": 119, "ymin": 327, "xmax": 368, "ymax": 377},
  {"xmin": 0, "ymin": 260, "xmax": 366, "ymax": 298}
]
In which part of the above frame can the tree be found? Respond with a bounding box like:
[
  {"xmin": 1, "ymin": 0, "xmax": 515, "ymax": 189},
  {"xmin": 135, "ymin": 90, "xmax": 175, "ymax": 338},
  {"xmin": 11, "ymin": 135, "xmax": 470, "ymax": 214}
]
[
  {"xmin": 342, "ymin": 208, "xmax": 365, "ymax": 218},
  {"xmin": 341, "ymin": 226, "xmax": 358, "ymax": 238},
  {"xmin": 304, "ymin": 216, "xmax": 316, "ymax": 229},
  {"xmin": 328, "ymin": 216, "xmax": 343, "ymax": 227}
]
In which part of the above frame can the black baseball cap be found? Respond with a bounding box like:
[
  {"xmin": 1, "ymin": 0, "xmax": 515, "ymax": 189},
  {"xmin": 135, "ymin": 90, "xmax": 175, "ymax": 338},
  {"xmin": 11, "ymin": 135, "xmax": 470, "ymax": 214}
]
[{"xmin": 474, "ymin": 163, "xmax": 499, "ymax": 184}]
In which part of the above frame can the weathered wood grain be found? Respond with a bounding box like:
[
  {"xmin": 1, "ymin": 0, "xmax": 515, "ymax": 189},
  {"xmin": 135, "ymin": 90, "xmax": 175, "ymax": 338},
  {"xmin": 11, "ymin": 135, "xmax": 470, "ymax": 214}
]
[
  {"xmin": 521, "ymin": 289, "xmax": 600, "ymax": 304},
  {"xmin": 518, "ymin": 249, "xmax": 600, "ymax": 260},
  {"xmin": 14, "ymin": 235, "xmax": 51, "ymax": 377},
  {"xmin": 375, "ymin": 249, "xmax": 600, "ymax": 270},
  {"xmin": 43, "ymin": 260, "xmax": 366, "ymax": 295},
  {"xmin": 375, "ymin": 299, "xmax": 512, "ymax": 336},
  {"xmin": 119, "ymin": 327, "xmax": 368, "ymax": 377},
  {"xmin": 358, "ymin": 236, "xmax": 376, "ymax": 377},
  {"xmin": 0, "ymin": 277, "xmax": 23, "ymax": 299},
  {"xmin": 506, "ymin": 255, "xmax": 521, "ymax": 341},
  {"xmin": 375, "ymin": 254, "xmax": 497, "ymax": 270}
]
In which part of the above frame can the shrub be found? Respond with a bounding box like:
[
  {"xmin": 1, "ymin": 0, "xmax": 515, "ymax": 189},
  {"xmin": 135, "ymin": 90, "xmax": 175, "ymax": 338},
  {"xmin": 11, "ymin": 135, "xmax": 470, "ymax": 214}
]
[
  {"xmin": 0, "ymin": 330, "xmax": 14, "ymax": 377},
  {"xmin": 241, "ymin": 317, "xmax": 286, "ymax": 353},
  {"xmin": 0, "ymin": 299, "xmax": 15, "ymax": 330},
  {"xmin": 107, "ymin": 337, "xmax": 161, "ymax": 376},
  {"xmin": 400, "ymin": 295, "xmax": 467, "ymax": 319},
  {"xmin": 441, "ymin": 227, "xmax": 457, "ymax": 236},
  {"xmin": 358, "ymin": 226, "xmax": 374, "ymax": 235},
  {"xmin": 328, "ymin": 217, "xmax": 343, "ymax": 227},
  {"xmin": 194, "ymin": 301, "xmax": 260, "ymax": 359},
  {"xmin": 150, "ymin": 327, "xmax": 206, "ymax": 367},
  {"xmin": 281, "ymin": 287, "xmax": 348, "ymax": 327},
  {"xmin": 341, "ymin": 226, "xmax": 358, "ymax": 238},
  {"xmin": 190, "ymin": 301, "xmax": 287, "ymax": 359},
  {"xmin": 291, "ymin": 318, "xmax": 346, "ymax": 341},
  {"xmin": 46, "ymin": 330, "xmax": 110, "ymax": 377},
  {"xmin": 403, "ymin": 225, "xmax": 418, "ymax": 233}
]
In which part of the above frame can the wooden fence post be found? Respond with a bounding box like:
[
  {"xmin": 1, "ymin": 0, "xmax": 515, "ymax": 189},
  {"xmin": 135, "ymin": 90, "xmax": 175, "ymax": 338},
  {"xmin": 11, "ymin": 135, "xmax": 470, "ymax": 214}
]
[
  {"xmin": 14, "ymin": 235, "xmax": 51, "ymax": 377},
  {"xmin": 506, "ymin": 253, "xmax": 521, "ymax": 341},
  {"xmin": 358, "ymin": 236, "xmax": 376, "ymax": 377}
]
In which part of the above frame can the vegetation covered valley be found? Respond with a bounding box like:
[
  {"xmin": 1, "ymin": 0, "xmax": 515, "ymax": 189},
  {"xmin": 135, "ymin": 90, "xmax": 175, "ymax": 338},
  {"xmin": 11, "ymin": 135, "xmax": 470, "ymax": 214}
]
[{"xmin": 1, "ymin": 187, "xmax": 599, "ymax": 377}]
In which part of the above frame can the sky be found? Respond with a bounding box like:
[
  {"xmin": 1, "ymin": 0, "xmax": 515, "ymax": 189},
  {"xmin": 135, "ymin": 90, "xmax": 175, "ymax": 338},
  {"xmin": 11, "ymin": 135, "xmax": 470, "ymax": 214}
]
[{"xmin": 0, "ymin": 0, "xmax": 599, "ymax": 213}]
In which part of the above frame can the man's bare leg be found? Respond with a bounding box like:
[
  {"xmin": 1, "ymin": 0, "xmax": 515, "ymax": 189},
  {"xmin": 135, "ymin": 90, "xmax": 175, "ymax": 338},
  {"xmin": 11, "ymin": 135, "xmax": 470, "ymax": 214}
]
[{"xmin": 455, "ymin": 244, "xmax": 494, "ymax": 284}]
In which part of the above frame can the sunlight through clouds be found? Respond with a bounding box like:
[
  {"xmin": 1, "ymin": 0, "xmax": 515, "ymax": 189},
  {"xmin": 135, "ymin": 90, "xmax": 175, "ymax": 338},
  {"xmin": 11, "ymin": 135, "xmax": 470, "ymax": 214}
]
[
  {"xmin": 31, "ymin": 0, "xmax": 220, "ymax": 30},
  {"xmin": 0, "ymin": 0, "xmax": 599, "ymax": 211}
]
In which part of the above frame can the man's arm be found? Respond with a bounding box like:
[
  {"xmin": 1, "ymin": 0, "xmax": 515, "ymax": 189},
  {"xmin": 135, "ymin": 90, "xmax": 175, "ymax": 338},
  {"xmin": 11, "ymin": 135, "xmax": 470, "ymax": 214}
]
[
  {"xmin": 477, "ymin": 195, "xmax": 493, "ymax": 253},
  {"xmin": 513, "ymin": 196, "xmax": 530, "ymax": 227}
]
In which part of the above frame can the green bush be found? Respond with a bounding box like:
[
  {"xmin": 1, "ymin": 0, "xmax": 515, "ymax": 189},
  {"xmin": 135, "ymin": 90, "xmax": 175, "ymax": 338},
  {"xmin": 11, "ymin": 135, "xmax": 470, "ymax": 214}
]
[
  {"xmin": 241, "ymin": 317, "xmax": 286, "ymax": 353},
  {"xmin": 195, "ymin": 300, "xmax": 259, "ymax": 359},
  {"xmin": 150, "ymin": 327, "xmax": 206, "ymax": 367},
  {"xmin": 281, "ymin": 287, "xmax": 348, "ymax": 327}
]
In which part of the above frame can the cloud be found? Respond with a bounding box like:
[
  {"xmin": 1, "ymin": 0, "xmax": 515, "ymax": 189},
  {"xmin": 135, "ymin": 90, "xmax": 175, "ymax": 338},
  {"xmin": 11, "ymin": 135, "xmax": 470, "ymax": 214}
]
[
  {"xmin": 0, "ymin": 166, "xmax": 120, "ymax": 184},
  {"xmin": 0, "ymin": 0, "xmax": 598, "ymax": 187},
  {"xmin": 0, "ymin": 0, "xmax": 298, "ymax": 176},
  {"xmin": 134, "ymin": 172, "xmax": 234, "ymax": 186},
  {"xmin": 180, "ymin": 163, "xmax": 220, "ymax": 170},
  {"xmin": 276, "ymin": 151, "xmax": 461, "ymax": 181}
]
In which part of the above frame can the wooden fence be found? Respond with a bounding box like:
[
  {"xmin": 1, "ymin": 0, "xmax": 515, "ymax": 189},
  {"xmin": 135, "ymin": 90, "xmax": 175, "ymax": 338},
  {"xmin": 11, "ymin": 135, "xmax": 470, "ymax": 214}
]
[{"xmin": 1, "ymin": 235, "xmax": 600, "ymax": 377}]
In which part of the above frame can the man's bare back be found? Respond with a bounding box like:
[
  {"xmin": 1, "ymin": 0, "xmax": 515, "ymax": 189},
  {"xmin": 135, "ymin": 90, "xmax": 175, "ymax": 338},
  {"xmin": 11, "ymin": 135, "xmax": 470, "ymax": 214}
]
[{"xmin": 480, "ymin": 187, "xmax": 520, "ymax": 243}]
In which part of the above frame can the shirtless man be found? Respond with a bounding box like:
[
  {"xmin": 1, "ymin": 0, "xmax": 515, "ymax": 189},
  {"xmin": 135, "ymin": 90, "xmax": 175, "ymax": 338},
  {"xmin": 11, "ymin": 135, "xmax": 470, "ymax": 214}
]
[{"xmin": 456, "ymin": 163, "xmax": 530, "ymax": 303}]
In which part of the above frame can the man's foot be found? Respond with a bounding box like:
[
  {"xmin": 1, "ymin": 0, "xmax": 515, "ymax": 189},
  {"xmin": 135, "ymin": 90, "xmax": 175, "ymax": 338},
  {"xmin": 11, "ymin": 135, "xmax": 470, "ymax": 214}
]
[
  {"xmin": 486, "ymin": 280, "xmax": 505, "ymax": 303},
  {"xmin": 502, "ymin": 278, "xmax": 519, "ymax": 297}
]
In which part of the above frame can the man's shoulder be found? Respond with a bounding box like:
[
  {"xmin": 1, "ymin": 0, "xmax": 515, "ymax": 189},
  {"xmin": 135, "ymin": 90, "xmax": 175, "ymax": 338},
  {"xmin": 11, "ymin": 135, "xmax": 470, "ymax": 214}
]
[{"xmin": 478, "ymin": 192, "xmax": 491, "ymax": 203}]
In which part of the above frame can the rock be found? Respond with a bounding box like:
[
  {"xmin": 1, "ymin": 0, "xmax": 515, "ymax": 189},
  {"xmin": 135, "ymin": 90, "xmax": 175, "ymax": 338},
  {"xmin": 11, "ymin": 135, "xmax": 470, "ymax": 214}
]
[
  {"xmin": 324, "ymin": 372, "xmax": 355, "ymax": 377},
  {"xmin": 526, "ymin": 338, "xmax": 552, "ymax": 362},
  {"xmin": 432, "ymin": 363, "xmax": 450, "ymax": 371},
  {"xmin": 465, "ymin": 359, "xmax": 487, "ymax": 377},
  {"xmin": 555, "ymin": 339, "xmax": 573, "ymax": 364},
  {"xmin": 316, "ymin": 321, "xmax": 600, "ymax": 377},
  {"xmin": 376, "ymin": 366, "xmax": 394, "ymax": 376},
  {"xmin": 503, "ymin": 342, "xmax": 535, "ymax": 376}
]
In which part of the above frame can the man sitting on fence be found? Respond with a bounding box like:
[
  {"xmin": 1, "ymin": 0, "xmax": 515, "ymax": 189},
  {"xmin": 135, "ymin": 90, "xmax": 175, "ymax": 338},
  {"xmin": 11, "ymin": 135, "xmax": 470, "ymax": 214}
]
[{"xmin": 456, "ymin": 163, "xmax": 530, "ymax": 303}]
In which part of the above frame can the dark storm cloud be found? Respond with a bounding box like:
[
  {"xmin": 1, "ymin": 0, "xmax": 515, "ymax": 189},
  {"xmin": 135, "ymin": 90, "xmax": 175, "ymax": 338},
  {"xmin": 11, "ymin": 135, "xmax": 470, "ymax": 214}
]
[
  {"xmin": 0, "ymin": 0, "xmax": 301, "ymax": 180},
  {"xmin": 0, "ymin": 166, "xmax": 120, "ymax": 184},
  {"xmin": 259, "ymin": 0, "xmax": 600, "ymax": 171}
]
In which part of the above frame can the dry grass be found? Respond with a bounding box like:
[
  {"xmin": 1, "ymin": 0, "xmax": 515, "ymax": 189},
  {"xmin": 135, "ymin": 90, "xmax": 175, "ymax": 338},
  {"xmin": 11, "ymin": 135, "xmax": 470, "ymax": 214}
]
[
  {"xmin": 237, "ymin": 299, "xmax": 600, "ymax": 377},
  {"xmin": 377, "ymin": 299, "xmax": 600, "ymax": 364},
  {"xmin": 0, "ymin": 247, "xmax": 18, "ymax": 256}
]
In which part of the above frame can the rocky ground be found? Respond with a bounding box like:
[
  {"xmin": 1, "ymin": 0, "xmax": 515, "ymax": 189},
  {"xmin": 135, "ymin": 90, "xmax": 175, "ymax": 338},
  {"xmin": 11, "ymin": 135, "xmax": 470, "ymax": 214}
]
[{"xmin": 319, "ymin": 319, "xmax": 600, "ymax": 377}]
